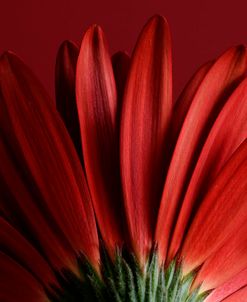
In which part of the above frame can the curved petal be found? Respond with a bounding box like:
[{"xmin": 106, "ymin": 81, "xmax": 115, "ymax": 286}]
[
  {"xmin": 220, "ymin": 286, "xmax": 247, "ymax": 302},
  {"xmin": 172, "ymin": 61, "xmax": 213, "ymax": 145},
  {"xmin": 120, "ymin": 15, "xmax": 172, "ymax": 262},
  {"xmin": 0, "ymin": 52, "xmax": 99, "ymax": 269},
  {"xmin": 55, "ymin": 40, "xmax": 82, "ymax": 160},
  {"xmin": 76, "ymin": 25, "xmax": 124, "ymax": 255},
  {"xmin": 112, "ymin": 51, "xmax": 130, "ymax": 129},
  {"xmin": 0, "ymin": 218, "xmax": 56, "ymax": 286},
  {"xmin": 155, "ymin": 46, "xmax": 247, "ymax": 262},
  {"xmin": 0, "ymin": 136, "xmax": 77, "ymax": 271},
  {"xmin": 0, "ymin": 252, "xmax": 47, "ymax": 302},
  {"xmin": 193, "ymin": 220, "xmax": 247, "ymax": 291},
  {"xmin": 205, "ymin": 268, "xmax": 247, "ymax": 302},
  {"xmin": 181, "ymin": 140, "xmax": 247, "ymax": 273},
  {"xmin": 169, "ymin": 77, "xmax": 247, "ymax": 259},
  {"xmin": 112, "ymin": 51, "xmax": 130, "ymax": 107}
]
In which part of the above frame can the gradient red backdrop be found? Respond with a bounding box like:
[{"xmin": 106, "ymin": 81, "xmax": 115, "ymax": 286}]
[{"xmin": 1, "ymin": 0, "xmax": 247, "ymax": 99}]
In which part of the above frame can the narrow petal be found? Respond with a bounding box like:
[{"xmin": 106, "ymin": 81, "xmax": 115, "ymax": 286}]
[
  {"xmin": 0, "ymin": 252, "xmax": 47, "ymax": 302},
  {"xmin": 172, "ymin": 61, "xmax": 213, "ymax": 144},
  {"xmin": 155, "ymin": 46, "xmax": 247, "ymax": 262},
  {"xmin": 0, "ymin": 52, "xmax": 99, "ymax": 268},
  {"xmin": 219, "ymin": 286, "xmax": 247, "ymax": 302},
  {"xmin": 76, "ymin": 25, "xmax": 124, "ymax": 254},
  {"xmin": 169, "ymin": 77, "xmax": 247, "ymax": 259},
  {"xmin": 120, "ymin": 15, "xmax": 172, "ymax": 261},
  {"xmin": 0, "ymin": 218, "xmax": 56, "ymax": 286},
  {"xmin": 55, "ymin": 41, "xmax": 83, "ymax": 160},
  {"xmin": 112, "ymin": 51, "xmax": 130, "ymax": 129},
  {"xmin": 112, "ymin": 51, "xmax": 130, "ymax": 109},
  {"xmin": 181, "ymin": 140, "xmax": 247, "ymax": 273},
  {"xmin": 205, "ymin": 268, "xmax": 247, "ymax": 302}
]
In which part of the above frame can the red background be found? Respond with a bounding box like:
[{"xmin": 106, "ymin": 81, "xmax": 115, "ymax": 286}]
[{"xmin": 1, "ymin": 0, "xmax": 247, "ymax": 99}]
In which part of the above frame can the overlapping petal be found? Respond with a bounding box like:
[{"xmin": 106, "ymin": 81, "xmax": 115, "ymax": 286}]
[
  {"xmin": 76, "ymin": 25, "xmax": 124, "ymax": 254},
  {"xmin": 0, "ymin": 14, "xmax": 247, "ymax": 301},
  {"xmin": 182, "ymin": 140, "xmax": 247, "ymax": 273},
  {"xmin": 0, "ymin": 252, "xmax": 47, "ymax": 302},
  {"xmin": 220, "ymin": 286, "xmax": 247, "ymax": 302},
  {"xmin": 0, "ymin": 135, "xmax": 77, "ymax": 271},
  {"xmin": 0, "ymin": 218, "xmax": 56, "ymax": 286},
  {"xmin": 112, "ymin": 51, "xmax": 130, "ymax": 106},
  {"xmin": 120, "ymin": 15, "xmax": 172, "ymax": 262},
  {"xmin": 168, "ymin": 76, "xmax": 247, "ymax": 259},
  {"xmin": 156, "ymin": 46, "xmax": 247, "ymax": 262},
  {"xmin": 0, "ymin": 52, "xmax": 99, "ymax": 269},
  {"xmin": 193, "ymin": 219, "xmax": 247, "ymax": 292},
  {"xmin": 112, "ymin": 51, "xmax": 130, "ymax": 127},
  {"xmin": 205, "ymin": 268, "xmax": 247, "ymax": 302},
  {"xmin": 55, "ymin": 41, "xmax": 82, "ymax": 159},
  {"xmin": 172, "ymin": 61, "xmax": 213, "ymax": 144}
]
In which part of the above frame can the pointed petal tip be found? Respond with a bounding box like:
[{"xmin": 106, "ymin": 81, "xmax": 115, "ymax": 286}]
[
  {"xmin": 236, "ymin": 44, "xmax": 246, "ymax": 52},
  {"xmin": 85, "ymin": 23, "xmax": 104, "ymax": 37},
  {"xmin": 112, "ymin": 50, "xmax": 129, "ymax": 59},
  {"xmin": 0, "ymin": 51, "xmax": 21, "ymax": 76},
  {"xmin": 0, "ymin": 51, "xmax": 29, "ymax": 73},
  {"xmin": 228, "ymin": 44, "xmax": 246, "ymax": 59},
  {"xmin": 144, "ymin": 15, "xmax": 170, "ymax": 32},
  {"xmin": 0, "ymin": 50, "xmax": 17, "ymax": 62},
  {"xmin": 149, "ymin": 14, "xmax": 168, "ymax": 23},
  {"xmin": 59, "ymin": 40, "xmax": 78, "ymax": 52},
  {"xmin": 80, "ymin": 24, "xmax": 107, "ymax": 52},
  {"xmin": 235, "ymin": 45, "xmax": 247, "ymax": 65}
]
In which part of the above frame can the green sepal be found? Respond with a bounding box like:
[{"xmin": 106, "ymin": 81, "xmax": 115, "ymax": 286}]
[{"xmin": 46, "ymin": 249, "xmax": 210, "ymax": 302}]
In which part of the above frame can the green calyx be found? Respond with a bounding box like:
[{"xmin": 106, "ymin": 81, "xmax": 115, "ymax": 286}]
[{"xmin": 46, "ymin": 249, "xmax": 209, "ymax": 302}]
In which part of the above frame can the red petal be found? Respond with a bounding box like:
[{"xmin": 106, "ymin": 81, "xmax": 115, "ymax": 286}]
[
  {"xmin": 55, "ymin": 41, "xmax": 83, "ymax": 160},
  {"xmin": 0, "ymin": 252, "xmax": 46, "ymax": 302},
  {"xmin": 120, "ymin": 15, "xmax": 172, "ymax": 262},
  {"xmin": 169, "ymin": 77, "xmax": 247, "ymax": 259},
  {"xmin": 0, "ymin": 137, "xmax": 77, "ymax": 271},
  {"xmin": 76, "ymin": 25, "xmax": 124, "ymax": 254},
  {"xmin": 172, "ymin": 61, "xmax": 213, "ymax": 145},
  {"xmin": 181, "ymin": 140, "xmax": 247, "ymax": 273},
  {"xmin": 155, "ymin": 46, "xmax": 247, "ymax": 262},
  {"xmin": 112, "ymin": 51, "xmax": 130, "ymax": 106},
  {"xmin": 217, "ymin": 286, "xmax": 247, "ymax": 302},
  {"xmin": 205, "ymin": 269, "xmax": 247, "ymax": 302},
  {"xmin": 193, "ymin": 220, "xmax": 247, "ymax": 291},
  {"xmin": 0, "ymin": 52, "xmax": 99, "ymax": 268},
  {"xmin": 0, "ymin": 218, "xmax": 56, "ymax": 286},
  {"xmin": 112, "ymin": 51, "xmax": 130, "ymax": 129}
]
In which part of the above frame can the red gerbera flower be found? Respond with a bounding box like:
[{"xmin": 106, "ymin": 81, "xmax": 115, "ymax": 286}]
[{"xmin": 0, "ymin": 15, "xmax": 246, "ymax": 302}]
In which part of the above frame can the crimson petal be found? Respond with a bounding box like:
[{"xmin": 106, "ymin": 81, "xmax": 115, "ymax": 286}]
[
  {"xmin": 0, "ymin": 52, "xmax": 99, "ymax": 268},
  {"xmin": 112, "ymin": 51, "xmax": 130, "ymax": 108},
  {"xmin": 0, "ymin": 218, "xmax": 56, "ymax": 286},
  {"xmin": 120, "ymin": 15, "xmax": 172, "ymax": 262},
  {"xmin": 55, "ymin": 41, "xmax": 83, "ymax": 160},
  {"xmin": 0, "ymin": 136, "xmax": 77, "ymax": 271},
  {"xmin": 0, "ymin": 252, "xmax": 46, "ymax": 302},
  {"xmin": 76, "ymin": 25, "xmax": 124, "ymax": 254}
]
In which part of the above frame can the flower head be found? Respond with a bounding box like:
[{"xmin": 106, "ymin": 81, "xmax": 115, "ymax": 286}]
[{"xmin": 0, "ymin": 15, "xmax": 247, "ymax": 302}]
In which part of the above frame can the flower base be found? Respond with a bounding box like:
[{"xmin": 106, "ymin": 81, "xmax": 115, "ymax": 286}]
[{"xmin": 47, "ymin": 249, "xmax": 209, "ymax": 302}]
